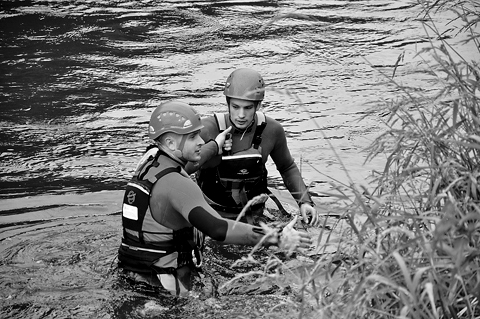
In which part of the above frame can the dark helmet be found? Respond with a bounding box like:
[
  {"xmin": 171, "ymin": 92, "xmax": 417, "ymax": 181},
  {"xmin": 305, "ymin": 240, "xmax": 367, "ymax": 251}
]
[
  {"xmin": 223, "ymin": 68, "xmax": 265, "ymax": 101},
  {"xmin": 148, "ymin": 101, "xmax": 203, "ymax": 140}
]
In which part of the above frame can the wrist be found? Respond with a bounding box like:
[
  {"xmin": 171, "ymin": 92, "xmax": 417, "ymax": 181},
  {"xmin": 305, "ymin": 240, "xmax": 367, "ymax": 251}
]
[
  {"xmin": 207, "ymin": 139, "xmax": 220, "ymax": 155},
  {"xmin": 264, "ymin": 229, "xmax": 282, "ymax": 247}
]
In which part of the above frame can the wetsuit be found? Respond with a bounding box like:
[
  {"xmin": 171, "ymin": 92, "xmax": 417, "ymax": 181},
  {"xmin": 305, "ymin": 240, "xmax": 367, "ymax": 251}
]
[
  {"xmin": 118, "ymin": 146, "xmax": 267, "ymax": 295},
  {"xmin": 187, "ymin": 112, "xmax": 314, "ymax": 218}
]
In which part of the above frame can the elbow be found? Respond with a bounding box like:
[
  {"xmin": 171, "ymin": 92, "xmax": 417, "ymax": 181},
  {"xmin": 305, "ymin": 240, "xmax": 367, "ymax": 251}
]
[{"xmin": 189, "ymin": 206, "xmax": 228, "ymax": 242}]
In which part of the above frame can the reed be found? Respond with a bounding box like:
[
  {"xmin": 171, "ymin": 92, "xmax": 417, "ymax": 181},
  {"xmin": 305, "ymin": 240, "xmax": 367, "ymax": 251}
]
[{"xmin": 223, "ymin": 0, "xmax": 480, "ymax": 318}]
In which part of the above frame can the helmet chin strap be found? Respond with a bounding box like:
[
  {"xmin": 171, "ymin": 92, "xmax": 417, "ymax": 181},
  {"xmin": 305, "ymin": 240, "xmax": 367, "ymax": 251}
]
[
  {"xmin": 173, "ymin": 134, "xmax": 188, "ymax": 161},
  {"xmin": 173, "ymin": 149, "xmax": 183, "ymax": 159}
]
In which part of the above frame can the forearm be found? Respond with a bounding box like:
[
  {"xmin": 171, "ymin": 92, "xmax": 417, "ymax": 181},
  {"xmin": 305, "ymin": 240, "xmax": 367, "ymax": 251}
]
[
  {"xmin": 280, "ymin": 163, "xmax": 313, "ymax": 206},
  {"xmin": 188, "ymin": 206, "xmax": 272, "ymax": 246},
  {"xmin": 222, "ymin": 220, "xmax": 267, "ymax": 245}
]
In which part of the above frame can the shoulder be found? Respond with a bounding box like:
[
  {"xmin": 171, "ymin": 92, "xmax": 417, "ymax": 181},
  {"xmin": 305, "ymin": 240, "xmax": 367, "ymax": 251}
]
[
  {"xmin": 201, "ymin": 114, "xmax": 221, "ymax": 132},
  {"xmin": 152, "ymin": 170, "xmax": 199, "ymax": 197},
  {"xmin": 263, "ymin": 115, "xmax": 285, "ymax": 133}
]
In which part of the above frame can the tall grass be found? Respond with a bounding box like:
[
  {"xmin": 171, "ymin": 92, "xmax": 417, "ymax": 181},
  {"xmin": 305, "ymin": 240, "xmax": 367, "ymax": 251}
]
[{"xmin": 223, "ymin": 1, "xmax": 480, "ymax": 318}]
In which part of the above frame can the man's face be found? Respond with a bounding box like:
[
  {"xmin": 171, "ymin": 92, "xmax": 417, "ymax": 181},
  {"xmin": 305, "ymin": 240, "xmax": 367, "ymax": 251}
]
[
  {"xmin": 228, "ymin": 98, "xmax": 257, "ymax": 130},
  {"xmin": 180, "ymin": 130, "xmax": 204, "ymax": 162}
]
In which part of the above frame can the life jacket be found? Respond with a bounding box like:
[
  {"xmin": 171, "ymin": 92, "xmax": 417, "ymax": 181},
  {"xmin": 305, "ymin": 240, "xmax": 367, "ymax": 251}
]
[
  {"xmin": 118, "ymin": 146, "xmax": 204, "ymax": 276},
  {"xmin": 196, "ymin": 112, "xmax": 268, "ymax": 217}
]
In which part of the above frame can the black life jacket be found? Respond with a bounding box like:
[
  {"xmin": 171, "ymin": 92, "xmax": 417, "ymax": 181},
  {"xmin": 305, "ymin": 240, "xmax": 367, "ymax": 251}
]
[
  {"xmin": 118, "ymin": 146, "xmax": 204, "ymax": 275},
  {"xmin": 196, "ymin": 112, "xmax": 268, "ymax": 216}
]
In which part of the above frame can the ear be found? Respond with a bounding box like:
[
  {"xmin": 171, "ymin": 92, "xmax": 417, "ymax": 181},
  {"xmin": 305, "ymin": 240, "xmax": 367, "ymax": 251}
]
[
  {"xmin": 256, "ymin": 101, "xmax": 262, "ymax": 110},
  {"xmin": 164, "ymin": 134, "xmax": 177, "ymax": 151}
]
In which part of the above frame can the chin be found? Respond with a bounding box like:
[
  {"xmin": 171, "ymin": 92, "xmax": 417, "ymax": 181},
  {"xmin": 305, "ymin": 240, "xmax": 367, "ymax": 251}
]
[
  {"xmin": 236, "ymin": 123, "xmax": 248, "ymax": 129},
  {"xmin": 190, "ymin": 155, "xmax": 201, "ymax": 162}
]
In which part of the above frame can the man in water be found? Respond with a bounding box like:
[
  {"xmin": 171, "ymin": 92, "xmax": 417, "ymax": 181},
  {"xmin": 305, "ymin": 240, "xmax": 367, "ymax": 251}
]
[
  {"xmin": 186, "ymin": 68, "xmax": 319, "ymax": 226},
  {"xmin": 117, "ymin": 101, "xmax": 312, "ymax": 296}
]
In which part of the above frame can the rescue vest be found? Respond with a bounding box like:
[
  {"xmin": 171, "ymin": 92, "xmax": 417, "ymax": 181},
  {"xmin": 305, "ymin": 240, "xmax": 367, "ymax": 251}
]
[
  {"xmin": 118, "ymin": 146, "xmax": 204, "ymax": 275},
  {"xmin": 197, "ymin": 112, "xmax": 268, "ymax": 215}
]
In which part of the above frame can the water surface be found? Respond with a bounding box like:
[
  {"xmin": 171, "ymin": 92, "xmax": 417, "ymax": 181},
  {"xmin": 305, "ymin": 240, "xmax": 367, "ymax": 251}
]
[{"xmin": 1, "ymin": 0, "xmax": 473, "ymax": 317}]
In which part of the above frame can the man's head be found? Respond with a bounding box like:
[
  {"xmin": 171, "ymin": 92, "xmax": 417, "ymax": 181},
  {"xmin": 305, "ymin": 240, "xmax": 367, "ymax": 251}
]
[
  {"xmin": 149, "ymin": 101, "xmax": 204, "ymax": 162},
  {"xmin": 224, "ymin": 68, "xmax": 265, "ymax": 130}
]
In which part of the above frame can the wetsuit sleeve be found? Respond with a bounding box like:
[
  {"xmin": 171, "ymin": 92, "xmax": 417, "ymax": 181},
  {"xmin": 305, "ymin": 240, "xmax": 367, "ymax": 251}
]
[
  {"xmin": 160, "ymin": 174, "xmax": 269, "ymax": 246},
  {"xmin": 196, "ymin": 116, "xmax": 222, "ymax": 169},
  {"xmin": 188, "ymin": 206, "xmax": 267, "ymax": 245},
  {"xmin": 267, "ymin": 120, "xmax": 314, "ymax": 206}
]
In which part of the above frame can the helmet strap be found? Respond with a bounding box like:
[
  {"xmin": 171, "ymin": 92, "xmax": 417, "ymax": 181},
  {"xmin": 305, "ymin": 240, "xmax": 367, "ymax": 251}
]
[
  {"xmin": 173, "ymin": 149, "xmax": 183, "ymax": 159},
  {"xmin": 173, "ymin": 134, "xmax": 188, "ymax": 161},
  {"xmin": 159, "ymin": 133, "xmax": 187, "ymax": 164}
]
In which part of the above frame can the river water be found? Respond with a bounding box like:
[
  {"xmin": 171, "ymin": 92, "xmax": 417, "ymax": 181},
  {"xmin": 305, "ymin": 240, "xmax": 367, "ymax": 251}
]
[{"xmin": 0, "ymin": 0, "xmax": 476, "ymax": 318}]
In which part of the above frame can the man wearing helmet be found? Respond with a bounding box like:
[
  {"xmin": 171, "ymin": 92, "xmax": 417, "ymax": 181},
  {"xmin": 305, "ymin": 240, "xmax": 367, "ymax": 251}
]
[
  {"xmin": 186, "ymin": 68, "xmax": 319, "ymax": 226},
  {"xmin": 117, "ymin": 101, "xmax": 312, "ymax": 297}
]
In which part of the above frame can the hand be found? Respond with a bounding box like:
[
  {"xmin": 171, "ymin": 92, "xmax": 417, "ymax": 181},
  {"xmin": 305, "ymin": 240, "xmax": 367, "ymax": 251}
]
[
  {"xmin": 260, "ymin": 216, "xmax": 312, "ymax": 255},
  {"xmin": 250, "ymin": 193, "xmax": 269, "ymax": 206},
  {"xmin": 279, "ymin": 216, "xmax": 312, "ymax": 254},
  {"xmin": 235, "ymin": 193, "xmax": 269, "ymax": 224},
  {"xmin": 300, "ymin": 202, "xmax": 319, "ymax": 226},
  {"xmin": 215, "ymin": 126, "xmax": 233, "ymax": 155}
]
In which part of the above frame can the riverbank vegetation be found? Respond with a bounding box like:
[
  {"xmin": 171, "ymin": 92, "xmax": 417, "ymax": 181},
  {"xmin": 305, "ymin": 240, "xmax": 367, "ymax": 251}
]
[{"xmin": 225, "ymin": 1, "xmax": 480, "ymax": 318}]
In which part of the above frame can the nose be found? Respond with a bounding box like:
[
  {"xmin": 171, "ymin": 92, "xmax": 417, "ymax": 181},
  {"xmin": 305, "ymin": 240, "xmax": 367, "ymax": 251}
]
[
  {"xmin": 197, "ymin": 135, "xmax": 205, "ymax": 145},
  {"xmin": 238, "ymin": 108, "xmax": 245, "ymax": 118}
]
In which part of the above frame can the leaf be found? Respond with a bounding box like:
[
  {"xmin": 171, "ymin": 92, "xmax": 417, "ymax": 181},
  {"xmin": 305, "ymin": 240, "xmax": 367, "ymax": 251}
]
[
  {"xmin": 411, "ymin": 266, "xmax": 431, "ymax": 295},
  {"xmin": 392, "ymin": 51, "xmax": 405, "ymax": 78},
  {"xmin": 424, "ymin": 282, "xmax": 439, "ymax": 318},
  {"xmin": 366, "ymin": 274, "xmax": 411, "ymax": 298},
  {"xmin": 472, "ymin": 115, "xmax": 480, "ymax": 127},
  {"xmin": 317, "ymin": 191, "xmax": 349, "ymax": 200},
  {"xmin": 392, "ymin": 251, "xmax": 414, "ymax": 296},
  {"xmin": 468, "ymin": 135, "xmax": 480, "ymax": 144},
  {"xmin": 459, "ymin": 212, "xmax": 480, "ymax": 224}
]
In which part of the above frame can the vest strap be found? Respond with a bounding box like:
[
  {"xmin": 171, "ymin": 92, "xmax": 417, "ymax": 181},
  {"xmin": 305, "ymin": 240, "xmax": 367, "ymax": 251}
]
[
  {"xmin": 251, "ymin": 111, "xmax": 265, "ymax": 149},
  {"xmin": 121, "ymin": 148, "xmax": 204, "ymax": 273},
  {"xmin": 214, "ymin": 112, "xmax": 266, "ymax": 150},
  {"xmin": 214, "ymin": 112, "xmax": 227, "ymax": 131}
]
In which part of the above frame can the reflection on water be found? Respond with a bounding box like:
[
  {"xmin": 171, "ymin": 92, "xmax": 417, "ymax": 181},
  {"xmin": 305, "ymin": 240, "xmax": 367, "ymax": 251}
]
[
  {"xmin": 0, "ymin": 0, "xmax": 432, "ymax": 199},
  {"xmin": 0, "ymin": 214, "xmax": 186, "ymax": 319},
  {"xmin": 0, "ymin": 211, "xmax": 310, "ymax": 318},
  {"xmin": 1, "ymin": 0, "xmax": 468, "ymax": 317},
  {"xmin": 1, "ymin": 215, "xmax": 119, "ymax": 318}
]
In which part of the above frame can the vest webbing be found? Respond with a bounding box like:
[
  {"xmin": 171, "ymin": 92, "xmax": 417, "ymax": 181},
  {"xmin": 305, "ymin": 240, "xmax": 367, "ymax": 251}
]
[
  {"xmin": 120, "ymin": 148, "xmax": 203, "ymax": 274},
  {"xmin": 206, "ymin": 112, "xmax": 288, "ymax": 218},
  {"xmin": 122, "ymin": 165, "xmax": 181, "ymax": 244}
]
